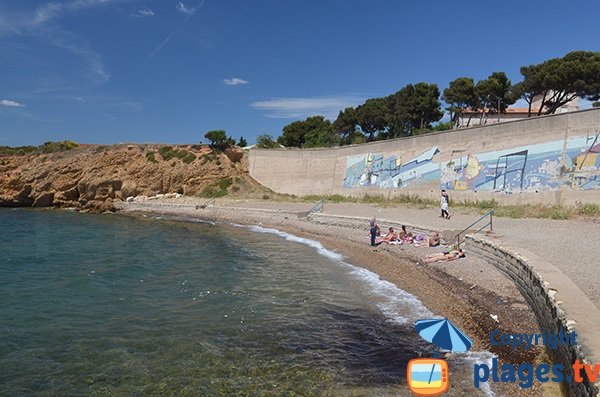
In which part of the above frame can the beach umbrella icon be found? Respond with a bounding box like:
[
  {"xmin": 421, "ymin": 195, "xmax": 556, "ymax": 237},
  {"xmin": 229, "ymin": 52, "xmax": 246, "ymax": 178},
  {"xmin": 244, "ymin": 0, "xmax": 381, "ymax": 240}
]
[{"xmin": 415, "ymin": 318, "xmax": 472, "ymax": 352}]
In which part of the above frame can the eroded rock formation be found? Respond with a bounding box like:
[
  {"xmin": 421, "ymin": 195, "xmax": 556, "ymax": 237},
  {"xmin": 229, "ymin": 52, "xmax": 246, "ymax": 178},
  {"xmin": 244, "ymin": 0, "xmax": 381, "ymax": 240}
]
[{"xmin": 0, "ymin": 144, "xmax": 252, "ymax": 212}]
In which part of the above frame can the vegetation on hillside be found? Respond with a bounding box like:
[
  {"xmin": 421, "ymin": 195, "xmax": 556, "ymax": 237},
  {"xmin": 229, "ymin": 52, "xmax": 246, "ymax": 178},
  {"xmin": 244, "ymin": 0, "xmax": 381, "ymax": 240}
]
[
  {"xmin": 0, "ymin": 140, "xmax": 79, "ymax": 156},
  {"xmin": 157, "ymin": 146, "xmax": 196, "ymax": 164}
]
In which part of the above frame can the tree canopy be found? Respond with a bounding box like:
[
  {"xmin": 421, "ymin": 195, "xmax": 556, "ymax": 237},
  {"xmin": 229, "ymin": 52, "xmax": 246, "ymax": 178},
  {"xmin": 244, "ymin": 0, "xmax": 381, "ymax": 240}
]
[
  {"xmin": 277, "ymin": 116, "xmax": 337, "ymax": 148},
  {"xmin": 333, "ymin": 107, "xmax": 359, "ymax": 145},
  {"xmin": 474, "ymin": 72, "xmax": 517, "ymax": 123},
  {"xmin": 385, "ymin": 82, "xmax": 444, "ymax": 137},
  {"xmin": 204, "ymin": 130, "xmax": 228, "ymax": 147},
  {"xmin": 513, "ymin": 51, "xmax": 600, "ymax": 116},
  {"xmin": 442, "ymin": 77, "xmax": 478, "ymax": 127},
  {"xmin": 255, "ymin": 134, "xmax": 278, "ymax": 149},
  {"xmin": 354, "ymin": 98, "xmax": 388, "ymax": 142}
]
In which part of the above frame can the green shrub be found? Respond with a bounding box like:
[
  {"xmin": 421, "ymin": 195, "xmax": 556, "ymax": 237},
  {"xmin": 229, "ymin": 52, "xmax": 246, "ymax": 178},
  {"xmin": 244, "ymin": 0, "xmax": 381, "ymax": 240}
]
[
  {"xmin": 217, "ymin": 177, "xmax": 232, "ymax": 190},
  {"xmin": 146, "ymin": 152, "xmax": 158, "ymax": 163},
  {"xmin": 158, "ymin": 146, "xmax": 174, "ymax": 159},
  {"xmin": 0, "ymin": 141, "xmax": 78, "ymax": 156},
  {"xmin": 198, "ymin": 177, "xmax": 234, "ymax": 198},
  {"xmin": 158, "ymin": 146, "xmax": 196, "ymax": 164},
  {"xmin": 38, "ymin": 140, "xmax": 79, "ymax": 153}
]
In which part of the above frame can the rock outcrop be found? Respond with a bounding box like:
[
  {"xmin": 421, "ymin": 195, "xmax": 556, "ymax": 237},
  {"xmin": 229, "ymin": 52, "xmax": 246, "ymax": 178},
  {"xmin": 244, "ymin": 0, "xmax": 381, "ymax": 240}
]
[{"xmin": 0, "ymin": 144, "xmax": 259, "ymax": 212}]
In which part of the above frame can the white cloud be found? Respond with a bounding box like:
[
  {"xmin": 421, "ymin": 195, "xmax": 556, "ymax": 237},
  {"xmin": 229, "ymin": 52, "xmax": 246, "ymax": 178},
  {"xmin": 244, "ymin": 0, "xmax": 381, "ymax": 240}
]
[
  {"xmin": 132, "ymin": 8, "xmax": 155, "ymax": 17},
  {"xmin": 176, "ymin": 2, "xmax": 196, "ymax": 15},
  {"xmin": 0, "ymin": 99, "xmax": 25, "ymax": 107},
  {"xmin": 223, "ymin": 77, "xmax": 249, "ymax": 86},
  {"xmin": 32, "ymin": 0, "xmax": 121, "ymax": 27},
  {"xmin": 250, "ymin": 95, "xmax": 364, "ymax": 120},
  {"xmin": 0, "ymin": 1, "xmax": 121, "ymax": 85}
]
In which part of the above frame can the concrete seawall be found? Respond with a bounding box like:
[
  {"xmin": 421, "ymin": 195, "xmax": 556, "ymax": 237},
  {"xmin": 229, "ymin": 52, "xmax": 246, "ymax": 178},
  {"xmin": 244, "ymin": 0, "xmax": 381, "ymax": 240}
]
[
  {"xmin": 466, "ymin": 236, "xmax": 600, "ymax": 397},
  {"xmin": 248, "ymin": 109, "xmax": 600, "ymax": 205}
]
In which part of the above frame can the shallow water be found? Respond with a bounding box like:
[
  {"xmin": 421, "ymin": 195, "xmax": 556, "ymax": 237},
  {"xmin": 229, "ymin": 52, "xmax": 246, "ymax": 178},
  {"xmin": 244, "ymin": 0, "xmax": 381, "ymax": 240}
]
[{"xmin": 0, "ymin": 209, "xmax": 491, "ymax": 396}]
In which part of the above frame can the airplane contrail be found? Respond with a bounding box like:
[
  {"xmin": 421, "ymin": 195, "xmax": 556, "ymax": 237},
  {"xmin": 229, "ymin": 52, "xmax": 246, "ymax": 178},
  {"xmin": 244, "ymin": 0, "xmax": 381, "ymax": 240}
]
[{"xmin": 149, "ymin": 0, "xmax": 206, "ymax": 58}]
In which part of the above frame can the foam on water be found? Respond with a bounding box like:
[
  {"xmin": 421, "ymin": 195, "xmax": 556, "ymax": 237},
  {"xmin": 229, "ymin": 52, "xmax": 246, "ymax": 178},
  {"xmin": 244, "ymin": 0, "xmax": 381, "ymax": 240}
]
[
  {"xmin": 249, "ymin": 225, "xmax": 431, "ymax": 323},
  {"xmin": 249, "ymin": 225, "xmax": 344, "ymax": 262}
]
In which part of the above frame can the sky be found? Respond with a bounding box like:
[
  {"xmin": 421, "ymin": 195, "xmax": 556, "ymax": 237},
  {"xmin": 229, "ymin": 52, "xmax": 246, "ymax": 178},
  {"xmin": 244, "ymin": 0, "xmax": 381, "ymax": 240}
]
[{"xmin": 1, "ymin": 0, "xmax": 599, "ymax": 146}]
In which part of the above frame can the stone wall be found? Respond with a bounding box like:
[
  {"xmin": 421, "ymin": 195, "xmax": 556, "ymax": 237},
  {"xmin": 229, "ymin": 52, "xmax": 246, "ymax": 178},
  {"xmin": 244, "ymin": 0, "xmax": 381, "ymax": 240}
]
[
  {"xmin": 248, "ymin": 108, "xmax": 600, "ymax": 205},
  {"xmin": 466, "ymin": 235, "xmax": 599, "ymax": 397}
]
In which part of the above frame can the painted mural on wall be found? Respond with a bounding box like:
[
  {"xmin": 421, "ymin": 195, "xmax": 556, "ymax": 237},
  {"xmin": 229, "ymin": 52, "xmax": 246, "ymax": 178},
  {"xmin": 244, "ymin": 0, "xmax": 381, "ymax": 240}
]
[
  {"xmin": 343, "ymin": 147, "xmax": 441, "ymax": 189},
  {"xmin": 342, "ymin": 133, "xmax": 600, "ymax": 192},
  {"xmin": 440, "ymin": 134, "xmax": 600, "ymax": 192}
]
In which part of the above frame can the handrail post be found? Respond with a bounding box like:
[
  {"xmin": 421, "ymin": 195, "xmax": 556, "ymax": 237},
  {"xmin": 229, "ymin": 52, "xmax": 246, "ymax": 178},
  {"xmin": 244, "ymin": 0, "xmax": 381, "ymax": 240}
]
[{"xmin": 454, "ymin": 209, "xmax": 495, "ymax": 246}]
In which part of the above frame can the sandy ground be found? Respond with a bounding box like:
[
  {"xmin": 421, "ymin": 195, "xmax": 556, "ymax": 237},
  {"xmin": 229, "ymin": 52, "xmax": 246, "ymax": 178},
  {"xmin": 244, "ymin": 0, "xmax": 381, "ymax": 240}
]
[{"xmin": 114, "ymin": 198, "xmax": 573, "ymax": 396}]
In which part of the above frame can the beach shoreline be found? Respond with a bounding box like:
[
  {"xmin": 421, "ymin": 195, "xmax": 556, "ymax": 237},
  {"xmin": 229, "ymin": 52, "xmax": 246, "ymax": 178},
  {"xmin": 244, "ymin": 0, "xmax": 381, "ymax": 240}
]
[{"xmin": 114, "ymin": 199, "xmax": 559, "ymax": 396}]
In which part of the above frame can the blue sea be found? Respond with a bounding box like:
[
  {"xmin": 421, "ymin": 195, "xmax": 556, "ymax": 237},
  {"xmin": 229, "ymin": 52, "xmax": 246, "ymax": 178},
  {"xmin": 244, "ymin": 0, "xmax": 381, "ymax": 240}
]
[{"xmin": 0, "ymin": 209, "xmax": 491, "ymax": 396}]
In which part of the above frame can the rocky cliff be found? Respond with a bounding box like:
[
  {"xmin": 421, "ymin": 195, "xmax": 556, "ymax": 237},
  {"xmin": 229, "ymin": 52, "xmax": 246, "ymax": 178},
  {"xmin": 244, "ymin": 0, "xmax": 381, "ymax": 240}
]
[{"xmin": 0, "ymin": 144, "xmax": 260, "ymax": 211}]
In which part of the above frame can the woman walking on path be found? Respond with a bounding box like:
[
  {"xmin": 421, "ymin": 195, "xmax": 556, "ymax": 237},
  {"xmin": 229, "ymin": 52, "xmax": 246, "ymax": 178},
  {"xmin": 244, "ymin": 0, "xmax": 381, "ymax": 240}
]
[{"xmin": 440, "ymin": 190, "xmax": 450, "ymax": 219}]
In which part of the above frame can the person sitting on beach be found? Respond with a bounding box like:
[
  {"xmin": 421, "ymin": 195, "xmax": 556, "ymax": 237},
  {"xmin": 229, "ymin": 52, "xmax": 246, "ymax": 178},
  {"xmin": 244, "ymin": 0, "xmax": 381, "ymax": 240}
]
[
  {"xmin": 413, "ymin": 232, "xmax": 442, "ymax": 247},
  {"xmin": 428, "ymin": 232, "xmax": 441, "ymax": 247},
  {"xmin": 398, "ymin": 225, "xmax": 413, "ymax": 243},
  {"xmin": 421, "ymin": 248, "xmax": 465, "ymax": 263},
  {"xmin": 377, "ymin": 227, "xmax": 398, "ymax": 244}
]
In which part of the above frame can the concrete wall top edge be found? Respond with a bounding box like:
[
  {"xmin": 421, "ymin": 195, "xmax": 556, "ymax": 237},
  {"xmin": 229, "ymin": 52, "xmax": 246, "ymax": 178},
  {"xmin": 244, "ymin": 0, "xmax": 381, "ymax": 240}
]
[{"xmin": 249, "ymin": 108, "xmax": 600, "ymax": 158}]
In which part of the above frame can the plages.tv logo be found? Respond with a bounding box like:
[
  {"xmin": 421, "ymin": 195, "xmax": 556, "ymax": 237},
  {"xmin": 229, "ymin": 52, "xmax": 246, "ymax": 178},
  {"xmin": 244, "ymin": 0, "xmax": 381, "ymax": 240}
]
[
  {"xmin": 408, "ymin": 318, "xmax": 472, "ymax": 396},
  {"xmin": 407, "ymin": 358, "xmax": 449, "ymax": 396}
]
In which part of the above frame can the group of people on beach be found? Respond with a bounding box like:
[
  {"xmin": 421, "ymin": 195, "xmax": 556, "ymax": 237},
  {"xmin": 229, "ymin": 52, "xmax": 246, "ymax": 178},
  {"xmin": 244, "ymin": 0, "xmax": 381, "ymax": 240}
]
[
  {"xmin": 368, "ymin": 189, "xmax": 465, "ymax": 263},
  {"xmin": 369, "ymin": 221, "xmax": 441, "ymax": 248}
]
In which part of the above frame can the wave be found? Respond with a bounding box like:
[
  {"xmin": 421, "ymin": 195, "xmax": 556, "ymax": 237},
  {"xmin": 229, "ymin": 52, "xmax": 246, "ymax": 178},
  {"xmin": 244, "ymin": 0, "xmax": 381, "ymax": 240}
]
[
  {"xmin": 249, "ymin": 225, "xmax": 344, "ymax": 262},
  {"xmin": 248, "ymin": 225, "xmax": 431, "ymax": 323}
]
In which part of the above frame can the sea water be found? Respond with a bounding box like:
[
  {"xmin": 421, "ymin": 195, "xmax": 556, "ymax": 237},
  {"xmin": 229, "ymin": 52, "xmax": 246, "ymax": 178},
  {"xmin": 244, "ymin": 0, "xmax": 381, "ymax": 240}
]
[{"xmin": 0, "ymin": 209, "xmax": 492, "ymax": 396}]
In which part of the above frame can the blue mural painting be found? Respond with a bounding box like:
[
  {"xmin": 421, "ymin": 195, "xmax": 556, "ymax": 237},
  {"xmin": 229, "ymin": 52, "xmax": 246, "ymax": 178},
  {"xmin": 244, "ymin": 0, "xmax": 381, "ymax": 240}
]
[
  {"xmin": 342, "ymin": 134, "xmax": 600, "ymax": 192},
  {"xmin": 440, "ymin": 134, "xmax": 600, "ymax": 192},
  {"xmin": 343, "ymin": 147, "xmax": 441, "ymax": 189}
]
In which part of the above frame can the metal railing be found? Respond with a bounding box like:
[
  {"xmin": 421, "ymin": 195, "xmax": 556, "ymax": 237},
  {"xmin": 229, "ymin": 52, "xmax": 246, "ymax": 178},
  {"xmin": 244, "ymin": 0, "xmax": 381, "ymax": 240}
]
[
  {"xmin": 195, "ymin": 197, "xmax": 215, "ymax": 209},
  {"xmin": 308, "ymin": 199, "xmax": 324, "ymax": 214},
  {"xmin": 455, "ymin": 210, "xmax": 494, "ymax": 247}
]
